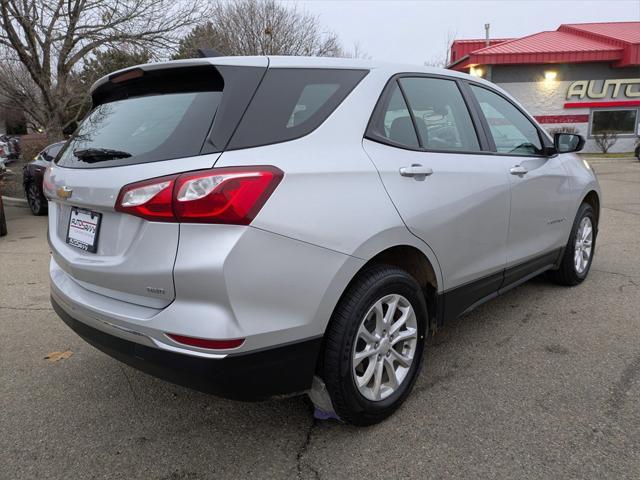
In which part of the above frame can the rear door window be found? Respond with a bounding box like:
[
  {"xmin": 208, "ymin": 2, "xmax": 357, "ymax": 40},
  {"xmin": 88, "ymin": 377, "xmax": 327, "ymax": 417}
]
[
  {"xmin": 227, "ymin": 68, "xmax": 368, "ymax": 150},
  {"xmin": 367, "ymin": 81, "xmax": 419, "ymax": 148},
  {"xmin": 399, "ymin": 77, "xmax": 480, "ymax": 152}
]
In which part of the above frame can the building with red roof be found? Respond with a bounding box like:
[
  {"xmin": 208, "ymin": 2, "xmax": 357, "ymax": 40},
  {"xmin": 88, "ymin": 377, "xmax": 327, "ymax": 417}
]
[{"xmin": 448, "ymin": 22, "xmax": 640, "ymax": 153}]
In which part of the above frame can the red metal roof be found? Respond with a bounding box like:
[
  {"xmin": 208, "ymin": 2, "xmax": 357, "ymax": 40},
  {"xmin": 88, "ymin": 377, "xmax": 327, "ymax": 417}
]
[
  {"xmin": 560, "ymin": 22, "xmax": 640, "ymax": 45},
  {"xmin": 448, "ymin": 39, "xmax": 513, "ymax": 65},
  {"xmin": 453, "ymin": 38, "xmax": 515, "ymax": 44},
  {"xmin": 473, "ymin": 31, "xmax": 621, "ymax": 55},
  {"xmin": 449, "ymin": 21, "xmax": 640, "ymax": 70}
]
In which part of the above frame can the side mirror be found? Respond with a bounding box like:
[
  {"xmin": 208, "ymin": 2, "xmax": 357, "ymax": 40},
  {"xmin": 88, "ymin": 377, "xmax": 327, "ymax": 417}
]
[{"xmin": 554, "ymin": 133, "xmax": 585, "ymax": 154}]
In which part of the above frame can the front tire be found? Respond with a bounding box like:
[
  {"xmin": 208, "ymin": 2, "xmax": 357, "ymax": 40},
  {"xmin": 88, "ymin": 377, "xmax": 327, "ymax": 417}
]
[
  {"xmin": 548, "ymin": 203, "xmax": 596, "ymax": 286},
  {"xmin": 321, "ymin": 265, "xmax": 427, "ymax": 426}
]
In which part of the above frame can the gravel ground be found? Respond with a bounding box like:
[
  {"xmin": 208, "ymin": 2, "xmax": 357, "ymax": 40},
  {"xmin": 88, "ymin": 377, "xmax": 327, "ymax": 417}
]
[{"xmin": 0, "ymin": 159, "xmax": 638, "ymax": 479}]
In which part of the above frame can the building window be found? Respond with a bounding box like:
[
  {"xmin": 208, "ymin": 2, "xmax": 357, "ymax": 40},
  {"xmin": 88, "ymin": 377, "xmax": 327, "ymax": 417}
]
[{"xmin": 591, "ymin": 109, "xmax": 637, "ymax": 135}]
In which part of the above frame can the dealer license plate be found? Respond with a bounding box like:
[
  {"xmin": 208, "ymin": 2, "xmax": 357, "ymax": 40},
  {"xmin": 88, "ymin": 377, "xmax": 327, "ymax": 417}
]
[{"xmin": 66, "ymin": 207, "xmax": 101, "ymax": 253}]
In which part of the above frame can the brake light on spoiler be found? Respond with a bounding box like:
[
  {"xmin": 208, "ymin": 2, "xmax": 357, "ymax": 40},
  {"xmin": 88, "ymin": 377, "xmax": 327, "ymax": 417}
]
[{"xmin": 115, "ymin": 166, "xmax": 283, "ymax": 225}]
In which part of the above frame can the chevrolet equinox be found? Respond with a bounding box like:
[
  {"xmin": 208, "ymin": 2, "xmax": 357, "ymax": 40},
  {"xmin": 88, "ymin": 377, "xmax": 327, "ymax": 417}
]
[{"xmin": 46, "ymin": 57, "xmax": 600, "ymax": 425}]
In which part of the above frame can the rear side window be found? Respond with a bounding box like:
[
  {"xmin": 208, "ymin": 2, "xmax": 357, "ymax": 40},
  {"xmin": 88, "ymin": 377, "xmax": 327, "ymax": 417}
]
[
  {"xmin": 470, "ymin": 85, "xmax": 543, "ymax": 156},
  {"xmin": 227, "ymin": 68, "xmax": 368, "ymax": 150}
]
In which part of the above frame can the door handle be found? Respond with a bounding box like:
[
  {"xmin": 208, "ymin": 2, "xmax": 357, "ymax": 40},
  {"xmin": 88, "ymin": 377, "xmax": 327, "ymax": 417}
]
[
  {"xmin": 399, "ymin": 164, "xmax": 434, "ymax": 178},
  {"xmin": 510, "ymin": 165, "xmax": 528, "ymax": 176}
]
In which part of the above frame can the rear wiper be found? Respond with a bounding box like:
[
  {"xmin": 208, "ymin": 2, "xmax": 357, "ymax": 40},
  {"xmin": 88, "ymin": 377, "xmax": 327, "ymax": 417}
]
[{"xmin": 73, "ymin": 148, "xmax": 132, "ymax": 161}]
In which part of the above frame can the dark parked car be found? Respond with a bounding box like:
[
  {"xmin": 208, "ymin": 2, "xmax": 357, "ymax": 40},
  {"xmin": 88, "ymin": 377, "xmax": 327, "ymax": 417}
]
[{"xmin": 23, "ymin": 141, "xmax": 64, "ymax": 215}]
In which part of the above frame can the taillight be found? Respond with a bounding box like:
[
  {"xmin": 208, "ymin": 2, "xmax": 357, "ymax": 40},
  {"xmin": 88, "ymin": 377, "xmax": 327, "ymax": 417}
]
[
  {"xmin": 115, "ymin": 166, "xmax": 283, "ymax": 224},
  {"xmin": 116, "ymin": 175, "xmax": 176, "ymax": 221},
  {"xmin": 43, "ymin": 166, "xmax": 54, "ymax": 200}
]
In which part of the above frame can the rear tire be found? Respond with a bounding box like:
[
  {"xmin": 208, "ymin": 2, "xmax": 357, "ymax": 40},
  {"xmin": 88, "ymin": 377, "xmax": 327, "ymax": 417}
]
[
  {"xmin": 321, "ymin": 265, "xmax": 427, "ymax": 426},
  {"xmin": 548, "ymin": 203, "xmax": 596, "ymax": 286},
  {"xmin": 26, "ymin": 182, "xmax": 47, "ymax": 216}
]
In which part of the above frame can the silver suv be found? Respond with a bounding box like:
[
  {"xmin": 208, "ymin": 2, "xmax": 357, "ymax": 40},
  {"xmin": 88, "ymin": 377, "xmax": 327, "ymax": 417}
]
[{"xmin": 46, "ymin": 57, "xmax": 600, "ymax": 425}]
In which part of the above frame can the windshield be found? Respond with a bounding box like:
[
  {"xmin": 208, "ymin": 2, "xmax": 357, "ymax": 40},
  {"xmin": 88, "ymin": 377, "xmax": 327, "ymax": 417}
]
[{"xmin": 56, "ymin": 91, "xmax": 222, "ymax": 168}]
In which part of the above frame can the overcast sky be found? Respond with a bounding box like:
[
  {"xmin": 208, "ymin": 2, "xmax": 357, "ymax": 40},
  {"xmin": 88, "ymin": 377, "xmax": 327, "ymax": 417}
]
[{"xmin": 291, "ymin": 0, "xmax": 640, "ymax": 64}]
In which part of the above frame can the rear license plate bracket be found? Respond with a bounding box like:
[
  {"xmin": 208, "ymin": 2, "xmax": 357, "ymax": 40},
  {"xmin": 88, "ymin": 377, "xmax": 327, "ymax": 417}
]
[{"xmin": 66, "ymin": 207, "xmax": 102, "ymax": 253}]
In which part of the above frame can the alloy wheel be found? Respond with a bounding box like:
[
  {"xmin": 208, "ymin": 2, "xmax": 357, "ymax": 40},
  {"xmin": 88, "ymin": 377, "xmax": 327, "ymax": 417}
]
[
  {"xmin": 27, "ymin": 184, "xmax": 41, "ymax": 214},
  {"xmin": 574, "ymin": 216, "xmax": 593, "ymax": 274},
  {"xmin": 352, "ymin": 294, "xmax": 418, "ymax": 401}
]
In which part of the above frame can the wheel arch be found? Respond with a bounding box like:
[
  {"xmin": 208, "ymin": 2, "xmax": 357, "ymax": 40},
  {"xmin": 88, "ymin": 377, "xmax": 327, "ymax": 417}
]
[
  {"xmin": 366, "ymin": 244, "xmax": 439, "ymax": 295},
  {"xmin": 314, "ymin": 242, "xmax": 441, "ymax": 377},
  {"xmin": 349, "ymin": 227, "xmax": 443, "ymax": 292},
  {"xmin": 581, "ymin": 190, "xmax": 600, "ymax": 229},
  {"xmin": 320, "ymin": 237, "xmax": 442, "ymax": 340}
]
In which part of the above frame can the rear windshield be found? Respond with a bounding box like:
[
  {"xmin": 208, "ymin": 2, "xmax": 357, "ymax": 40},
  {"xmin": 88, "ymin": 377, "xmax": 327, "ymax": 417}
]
[
  {"xmin": 56, "ymin": 92, "xmax": 220, "ymax": 168},
  {"xmin": 227, "ymin": 68, "xmax": 368, "ymax": 150},
  {"xmin": 56, "ymin": 65, "xmax": 265, "ymax": 169}
]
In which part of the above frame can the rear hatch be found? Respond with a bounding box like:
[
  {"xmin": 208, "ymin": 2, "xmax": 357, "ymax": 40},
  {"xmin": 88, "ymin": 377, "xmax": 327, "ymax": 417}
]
[{"xmin": 46, "ymin": 60, "xmax": 268, "ymax": 308}]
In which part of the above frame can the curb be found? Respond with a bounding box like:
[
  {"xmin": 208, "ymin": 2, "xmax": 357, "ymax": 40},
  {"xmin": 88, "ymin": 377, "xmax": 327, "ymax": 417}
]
[
  {"xmin": 1, "ymin": 195, "xmax": 28, "ymax": 208},
  {"xmin": 587, "ymin": 158, "xmax": 638, "ymax": 164}
]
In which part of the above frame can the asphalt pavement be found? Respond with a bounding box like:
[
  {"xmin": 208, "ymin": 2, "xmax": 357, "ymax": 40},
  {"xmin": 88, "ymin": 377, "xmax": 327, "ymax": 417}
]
[{"xmin": 1, "ymin": 159, "xmax": 639, "ymax": 479}]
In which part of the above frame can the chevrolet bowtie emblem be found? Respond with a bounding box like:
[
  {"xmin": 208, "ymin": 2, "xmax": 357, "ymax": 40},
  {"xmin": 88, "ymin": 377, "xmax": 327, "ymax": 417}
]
[{"xmin": 57, "ymin": 186, "xmax": 73, "ymax": 200}]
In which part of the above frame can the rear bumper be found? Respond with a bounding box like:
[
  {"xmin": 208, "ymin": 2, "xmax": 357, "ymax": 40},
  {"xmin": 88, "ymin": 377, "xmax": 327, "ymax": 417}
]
[{"xmin": 52, "ymin": 296, "xmax": 322, "ymax": 401}]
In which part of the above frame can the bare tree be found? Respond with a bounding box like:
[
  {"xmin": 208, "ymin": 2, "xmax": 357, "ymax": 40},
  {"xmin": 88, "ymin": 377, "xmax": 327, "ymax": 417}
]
[
  {"xmin": 173, "ymin": 22, "xmax": 229, "ymax": 59},
  {"xmin": 341, "ymin": 41, "xmax": 371, "ymax": 60},
  {"xmin": 174, "ymin": 0, "xmax": 343, "ymax": 59},
  {"xmin": 0, "ymin": 0, "xmax": 207, "ymax": 141},
  {"xmin": 424, "ymin": 29, "xmax": 457, "ymax": 68},
  {"xmin": 594, "ymin": 131, "xmax": 618, "ymax": 154},
  {"xmin": 0, "ymin": 94, "xmax": 27, "ymax": 134},
  {"xmin": 0, "ymin": 53, "xmax": 44, "ymax": 132}
]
